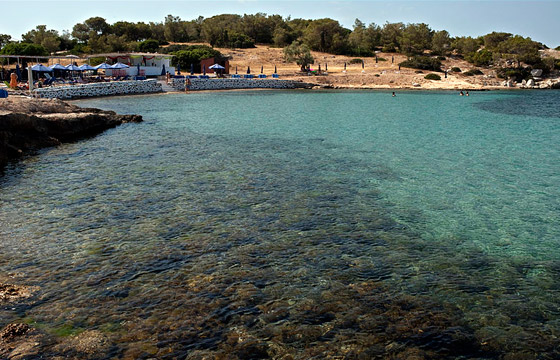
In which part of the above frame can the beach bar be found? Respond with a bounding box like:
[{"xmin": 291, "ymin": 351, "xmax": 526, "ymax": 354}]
[{"xmin": 87, "ymin": 53, "xmax": 175, "ymax": 78}]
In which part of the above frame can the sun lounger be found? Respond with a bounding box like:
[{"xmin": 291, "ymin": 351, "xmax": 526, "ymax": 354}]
[
  {"xmin": 272, "ymin": 74, "xmax": 279, "ymax": 78},
  {"xmin": 244, "ymin": 74, "xmax": 254, "ymax": 79},
  {"xmin": 258, "ymin": 74, "xmax": 267, "ymax": 78}
]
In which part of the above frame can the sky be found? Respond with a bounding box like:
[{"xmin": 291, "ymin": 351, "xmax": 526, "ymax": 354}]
[{"xmin": 0, "ymin": 0, "xmax": 559, "ymax": 48}]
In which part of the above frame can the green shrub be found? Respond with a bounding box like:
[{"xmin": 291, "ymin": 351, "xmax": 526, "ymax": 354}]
[
  {"xmin": 349, "ymin": 58, "xmax": 363, "ymax": 64},
  {"xmin": 376, "ymin": 57, "xmax": 387, "ymax": 62},
  {"xmin": 374, "ymin": 74, "xmax": 380, "ymax": 77},
  {"xmin": 424, "ymin": 73, "xmax": 441, "ymax": 80},
  {"xmin": 556, "ymin": 46, "xmax": 560, "ymax": 51},
  {"xmin": 451, "ymin": 67, "xmax": 461, "ymax": 72},
  {"xmin": 465, "ymin": 49, "xmax": 493, "ymax": 66},
  {"xmin": 138, "ymin": 39, "xmax": 159, "ymax": 53},
  {"xmin": 172, "ymin": 45, "xmax": 223, "ymax": 72},
  {"xmin": 399, "ymin": 56, "xmax": 442, "ymax": 72},
  {"xmin": 88, "ymin": 57, "xmax": 105, "ymax": 66},
  {"xmin": 0, "ymin": 42, "xmax": 48, "ymax": 56},
  {"xmin": 463, "ymin": 69, "xmax": 483, "ymax": 76},
  {"xmin": 496, "ymin": 67, "xmax": 532, "ymax": 80}
]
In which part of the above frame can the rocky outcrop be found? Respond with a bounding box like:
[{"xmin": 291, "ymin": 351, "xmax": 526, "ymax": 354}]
[{"xmin": 1, "ymin": 97, "xmax": 142, "ymax": 169}]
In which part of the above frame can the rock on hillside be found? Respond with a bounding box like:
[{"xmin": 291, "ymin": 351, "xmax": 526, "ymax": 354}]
[{"xmin": 0, "ymin": 97, "xmax": 142, "ymax": 169}]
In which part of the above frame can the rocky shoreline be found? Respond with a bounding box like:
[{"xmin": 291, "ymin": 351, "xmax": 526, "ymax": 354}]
[{"xmin": 0, "ymin": 97, "xmax": 142, "ymax": 170}]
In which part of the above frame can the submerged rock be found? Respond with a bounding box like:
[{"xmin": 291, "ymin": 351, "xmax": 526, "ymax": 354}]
[
  {"xmin": 0, "ymin": 97, "xmax": 142, "ymax": 169},
  {"xmin": 0, "ymin": 283, "xmax": 36, "ymax": 302}
]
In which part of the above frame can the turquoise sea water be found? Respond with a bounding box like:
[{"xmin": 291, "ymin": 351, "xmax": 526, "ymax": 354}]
[{"xmin": 1, "ymin": 90, "xmax": 560, "ymax": 358}]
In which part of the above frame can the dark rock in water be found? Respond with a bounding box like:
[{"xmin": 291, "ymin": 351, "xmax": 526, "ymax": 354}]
[{"xmin": 0, "ymin": 97, "xmax": 142, "ymax": 169}]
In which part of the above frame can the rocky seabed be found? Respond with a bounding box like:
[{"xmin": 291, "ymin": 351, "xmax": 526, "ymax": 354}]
[
  {"xmin": 171, "ymin": 78, "xmax": 305, "ymax": 91},
  {"xmin": 34, "ymin": 80, "xmax": 162, "ymax": 99}
]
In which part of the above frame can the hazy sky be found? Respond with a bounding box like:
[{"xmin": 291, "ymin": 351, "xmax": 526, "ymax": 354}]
[{"xmin": 1, "ymin": 0, "xmax": 559, "ymax": 48}]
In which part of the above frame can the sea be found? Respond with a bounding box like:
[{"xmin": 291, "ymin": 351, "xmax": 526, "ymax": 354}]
[{"xmin": 1, "ymin": 90, "xmax": 559, "ymax": 358}]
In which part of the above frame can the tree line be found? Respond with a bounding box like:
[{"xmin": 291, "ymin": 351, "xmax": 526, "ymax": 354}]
[{"xmin": 1, "ymin": 14, "xmax": 559, "ymax": 72}]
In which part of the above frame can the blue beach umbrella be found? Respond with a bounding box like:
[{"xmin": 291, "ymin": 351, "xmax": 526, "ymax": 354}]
[
  {"xmin": 161, "ymin": 64, "xmax": 165, "ymax": 76},
  {"xmin": 110, "ymin": 62, "xmax": 129, "ymax": 69},
  {"xmin": 137, "ymin": 63, "xmax": 141, "ymax": 76},
  {"xmin": 261, "ymin": 65, "xmax": 263, "ymax": 74},
  {"xmin": 65, "ymin": 64, "xmax": 81, "ymax": 71},
  {"xmin": 28, "ymin": 64, "xmax": 53, "ymax": 72},
  {"xmin": 50, "ymin": 63, "xmax": 66, "ymax": 70},
  {"xmin": 190, "ymin": 63, "xmax": 194, "ymax": 75},
  {"xmin": 203, "ymin": 64, "xmax": 206, "ymax": 76},
  {"xmin": 95, "ymin": 63, "xmax": 111, "ymax": 70},
  {"xmin": 247, "ymin": 66, "xmax": 250, "ymax": 74},
  {"xmin": 176, "ymin": 63, "xmax": 180, "ymax": 75},
  {"xmin": 15, "ymin": 64, "xmax": 21, "ymax": 80},
  {"xmin": 78, "ymin": 64, "xmax": 96, "ymax": 71}
]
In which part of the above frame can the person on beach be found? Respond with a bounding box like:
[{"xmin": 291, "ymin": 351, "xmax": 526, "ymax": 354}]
[
  {"xmin": 392, "ymin": 92, "xmax": 396, "ymax": 97},
  {"xmin": 460, "ymin": 91, "xmax": 464, "ymax": 96},
  {"xmin": 185, "ymin": 77, "xmax": 191, "ymax": 92},
  {"xmin": 466, "ymin": 91, "xmax": 469, "ymax": 96}
]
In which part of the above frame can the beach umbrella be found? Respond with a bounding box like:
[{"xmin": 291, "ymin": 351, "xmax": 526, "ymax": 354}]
[
  {"xmin": 375, "ymin": 56, "xmax": 378, "ymax": 63},
  {"xmin": 247, "ymin": 66, "xmax": 250, "ymax": 74},
  {"xmin": 15, "ymin": 64, "xmax": 21, "ymax": 80},
  {"xmin": 260, "ymin": 65, "xmax": 263, "ymax": 74},
  {"xmin": 78, "ymin": 64, "xmax": 96, "ymax": 71},
  {"xmin": 274, "ymin": 65, "xmax": 277, "ymax": 73},
  {"xmin": 203, "ymin": 64, "xmax": 206, "ymax": 76},
  {"xmin": 190, "ymin": 63, "xmax": 194, "ymax": 75},
  {"xmin": 209, "ymin": 64, "xmax": 225, "ymax": 77},
  {"xmin": 137, "ymin": 63, "xmax": 141, "ymax": 76},
  {"xmin": 50, "ymin": 63, "xmax": 66, "ymax": 70},
  {"xmin": 95, "ymin": 63, "xmax": 111, "ymax": 70},
  {"xmin": 28, "ymin": 64, "xmax": 53, "ymax": 72},
  {"xmin": 344, "ymin": 62, "xmax": 346, "ymax": 71},
  {"xmin": 111, "ymin": 62, "xmax": 129, "ymax": 69},
  {"xmin": 325, "ymin": 63, "xmax": 327, "ymax": 71},
  {"xmin": 362, "ymin": 60, "xmax": 364, "ymax": 69},
  {"xmin": 65, "ymin": 64, "xmax": 81, "ymax": 71},
  {"xmin": 161, "ymin": 64, "xmax": 165, "ymax": 76},
  {"xmin": 176, "ymin": 63, "xmax": 180, "ymax": 75},
  {"xmin": 235, "ymin": 66, "xmax": 238, "ymax": 74},
  {"xmin": 318, "ymin": 64, "xmax": 321, "ymax": 72},
  {"xmin": 392, "ymin": 55, "xmax": 394, "ymax": 63}
]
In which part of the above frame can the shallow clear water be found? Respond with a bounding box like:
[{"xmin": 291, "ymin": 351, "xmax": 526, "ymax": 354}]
[{"xmin": 1, "ymin": 90, "xmax": 560, "ymax": 358}]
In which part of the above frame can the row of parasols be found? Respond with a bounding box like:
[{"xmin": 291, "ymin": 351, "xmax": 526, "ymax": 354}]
[{"xmin": 28, "ymin": 62, "xmax": 131, "ymax": 72}]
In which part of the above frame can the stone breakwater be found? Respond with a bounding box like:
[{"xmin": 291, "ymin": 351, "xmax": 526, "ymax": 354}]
[
  {"xmin": 0, "ymin": 97, "xmax": 142, "ymax": 169},
  {"xmin": 34, "ymin": 79, "xmax": 162, "ymax": 100},
  {"xmin": 171, "ymin": 78, "xmax": 313, "ymax": 91}
]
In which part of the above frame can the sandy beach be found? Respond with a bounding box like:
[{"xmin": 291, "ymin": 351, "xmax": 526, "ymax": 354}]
[{"xmin": 211, "ymin": 45, "xmax": 560, "ymax": 90}]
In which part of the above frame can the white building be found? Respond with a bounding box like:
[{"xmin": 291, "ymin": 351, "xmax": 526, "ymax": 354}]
[{"xmin": 87, "ymin": 53, "xmax": 175, "ymax": 77}]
